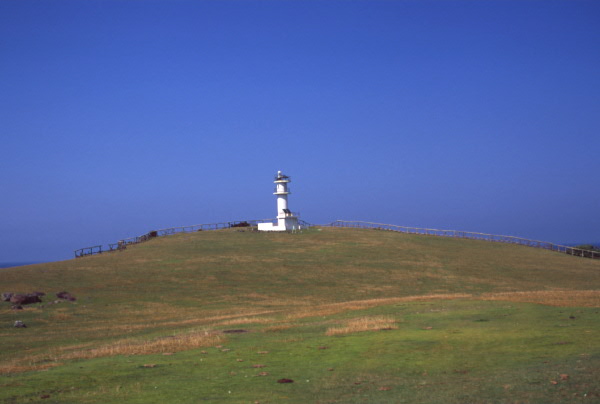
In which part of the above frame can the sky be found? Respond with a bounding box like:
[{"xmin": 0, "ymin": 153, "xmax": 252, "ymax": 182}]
[{"xmin": 1, "ymin": 0, "xmax": 599, "ymax": 263}]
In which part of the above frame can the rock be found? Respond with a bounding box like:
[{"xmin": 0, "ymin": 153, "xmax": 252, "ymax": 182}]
[
  {"xmin": 10, "ymin": 294, "xmax": 42, "ymax": 305},
  {"xmin": 56, "ymin": 291, "xmax": 76, "ymax": 301},
  {"xmin": 10, "ymin": 295, "xmax": 25, "ymax": 304},
  {"xmin": 11, "ymin": 305, "xmax": 23, "ymax": 310},
  {"xmin": 26, "ymin": 293, "xmax": 43, "ymax": 303},
  {"xmin": 14, "ymin": 320, "xmax": 27, "ymax": 328}
]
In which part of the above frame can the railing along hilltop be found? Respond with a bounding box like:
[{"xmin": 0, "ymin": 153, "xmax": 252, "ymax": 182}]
[
  {"xmin": 74, "ymin": 219, "xmax": 312, "ymax": 258},
  {"xmin": 75, "ymin": 218, "xmax": 597, "ymax": 260},
  {"xmin": 326, "ymin": 220, "xmax": 600, "ymax": 260}
]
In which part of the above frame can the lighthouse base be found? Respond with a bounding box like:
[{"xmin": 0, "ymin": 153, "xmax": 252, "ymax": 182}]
[{"xmin": 258, "ymin": 217, "xmax": 300, "ymax": 232}]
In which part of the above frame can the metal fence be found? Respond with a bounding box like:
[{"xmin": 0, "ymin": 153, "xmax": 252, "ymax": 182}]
[
  {"xmin": 326, "ymin": 220, "xmax": 600, "ymax": 260},
  {"xmin": 74, "ymin": 219, "xmax": 312, "ymax": 258},
  {"xmin": 75, "ymin": 218, "xmax": 597, "ymax": 260},
  {"xmin": 75, "ymin": 220, "xmax": 266, "ymax": 258}
]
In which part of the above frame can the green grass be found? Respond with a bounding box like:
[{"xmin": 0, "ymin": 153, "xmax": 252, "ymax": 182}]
[
  {"xmin": 1, "ymin": 227, "xmax": 599, "ymax": 403},
  {"xmin": 2, "ymin": 301, "xmax": 598, "ymax": 403}
]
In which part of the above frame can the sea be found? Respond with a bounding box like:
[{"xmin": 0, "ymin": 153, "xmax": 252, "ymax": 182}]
[{"xmin": 0, "ymin": 262, "xmax": 41, "ymax": 269}]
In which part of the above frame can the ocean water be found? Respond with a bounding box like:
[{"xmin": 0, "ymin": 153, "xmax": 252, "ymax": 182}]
[{"xmin": 0, "ymin": 262, "xmax": 40, "ymax": 269}]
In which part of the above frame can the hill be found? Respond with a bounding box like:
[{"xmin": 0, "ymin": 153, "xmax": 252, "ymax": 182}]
[{"xmin": 1, "ymin": 227, "xmax": 599, "ymax": 403}]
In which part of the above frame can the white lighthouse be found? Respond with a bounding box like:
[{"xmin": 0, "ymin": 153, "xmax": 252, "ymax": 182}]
[{"xmin": 258, "ymin": 171, "xmax": 300, "ymax": 232}]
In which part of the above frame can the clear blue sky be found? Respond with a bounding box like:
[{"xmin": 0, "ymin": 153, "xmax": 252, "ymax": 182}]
[{"xmin": 1, "ymin": 0, "xmax": 599, "ymax": 263}]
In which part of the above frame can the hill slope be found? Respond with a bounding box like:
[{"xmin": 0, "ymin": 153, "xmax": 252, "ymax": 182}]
[
  {"xmin": 4, "ymin": 226, "xmax": 599, "ymax": 303},
  {"xmin": 1, "ymin": 227, "xmax": 599, "ymax": 403}
]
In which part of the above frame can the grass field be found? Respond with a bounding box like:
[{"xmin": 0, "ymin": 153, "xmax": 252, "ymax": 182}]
[{"xmin": 1, "ymin": 227, "xmax": 599, "ymax": 403}]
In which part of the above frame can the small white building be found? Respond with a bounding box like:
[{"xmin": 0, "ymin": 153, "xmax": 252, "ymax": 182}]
[{"xmin": 258, "ymin": 171, "xmax": 300, "ymax": 232}]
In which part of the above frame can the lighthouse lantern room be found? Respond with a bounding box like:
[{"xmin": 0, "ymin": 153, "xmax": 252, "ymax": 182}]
[{"xmin": 258, "ymin": 171, "xmax": 300, "ymax": 232}]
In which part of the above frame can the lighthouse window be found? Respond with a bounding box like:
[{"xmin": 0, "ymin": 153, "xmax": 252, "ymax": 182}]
[{"xmin": 283, "ymin": 209, "xmax": 291, "ymax": 214}]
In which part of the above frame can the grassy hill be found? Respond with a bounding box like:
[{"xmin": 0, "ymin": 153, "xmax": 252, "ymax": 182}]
[{"xmin": 1, "ymin": 227, "xmax": 599, "ymax": 403}]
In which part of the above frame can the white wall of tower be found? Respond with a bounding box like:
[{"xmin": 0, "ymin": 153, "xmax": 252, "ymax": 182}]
[
  {"xmin": 277, "ymin": 195, "xmax": 288, "ymax": 218},
  {"xmin": 258, "ymin": 171, "xmax": 299, "ymax": 232}
]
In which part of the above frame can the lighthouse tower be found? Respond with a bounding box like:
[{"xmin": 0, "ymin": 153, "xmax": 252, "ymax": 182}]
[{"xmin": 258, "ymin": 171, "xmax": 300, "ymax": 232}]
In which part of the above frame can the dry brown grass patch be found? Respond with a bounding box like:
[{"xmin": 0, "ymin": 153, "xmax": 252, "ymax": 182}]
[
  {"xmin": 0, "ymin": 331, "xmax": 223, "ymax": 374},
  {"xmin": 481, "ymin": 290, "xmax": 600, "ymax": 307},
  {"xmin": 0, "ymin": 360, "xmax": 60, "ymax": 375},
  {"xmin": 263, "ymin": 323, "xmax": 296, "ymax": 333},
  {"xmin": 217, "ymin": 316, "xmax": 275, "ymax": 326},
  {"xmin": 326, "ymin": 316, "xmax": 398, "ymax": 336},
  {"xmin": 286, "ymin": 293, "xmax": 472, "ymax": 320},
  {"xmin": 63, "ymin": 331, "xmax": 223, "ymax": 359}
]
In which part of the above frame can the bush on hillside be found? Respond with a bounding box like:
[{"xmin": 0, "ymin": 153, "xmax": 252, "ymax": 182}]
[{"xmin": 575, "ymin": 244, "xmax": 600, "ymax": 252}]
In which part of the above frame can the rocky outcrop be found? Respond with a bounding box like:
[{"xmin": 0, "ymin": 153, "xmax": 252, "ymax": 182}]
[
  {"xmin": 10, "ymin": 293, "xmax": 43, "ymax": 305},
  {"xmin": 56, "ymin": 291, "xmax": 76, "ymax": 301}
]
